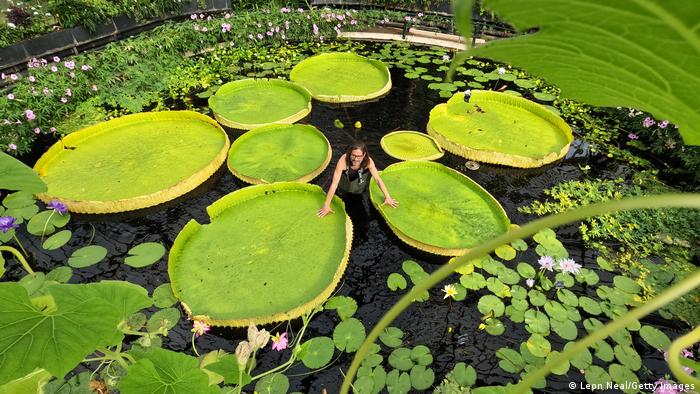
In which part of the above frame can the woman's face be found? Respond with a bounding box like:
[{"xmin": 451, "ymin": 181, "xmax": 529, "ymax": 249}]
[{"xmin": 350, "ymin": 148, "xmax": 365, "ymax": 167}]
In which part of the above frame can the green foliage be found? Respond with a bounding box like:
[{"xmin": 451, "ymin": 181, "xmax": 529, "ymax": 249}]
[
  {"xmin": 124, "ymin": 242, "xmax": 166, "ymax": 268},
  {"xmin": 119, "ymin": 348, "xmax": 210, "ymax": 394},
  {"xmin": 47, "ymin": 0, "xmax": 186, "ymax": 31}
]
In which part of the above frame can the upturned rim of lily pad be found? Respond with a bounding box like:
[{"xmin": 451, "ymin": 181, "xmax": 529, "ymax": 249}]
[
  {"xmin": 290, "ymin": 52, "xmax": 392, "ymax": 103},
  {"xmin": 33, "ymin": 111, "xmax": 229, "ymax": 214},
  {"xmin": 227, "ymin": 124, "xmax": 332, "ymax": 184},
  {"xmin": 208, "ymin": 78, "xmax": 312, "ymax": 130},
  {"xmin": 380, "ymin": 130, "xmax": 444, "ymax": 161},
  {"xmin": 427, "ymin": 90, "xmax": 573, "ymax": 168},
  {"xmin": 168, "ymin": 182, "xmax": 353, "ymax": 327}
]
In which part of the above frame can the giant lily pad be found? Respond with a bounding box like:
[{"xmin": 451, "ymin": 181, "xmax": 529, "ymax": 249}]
[
  {"xmin": 227, "ymin": 124, "xmax": 331, "ymax": 184},
  {"xmin": 427, "ymin": 90, "xmax": 573, "ymax": 168},
  {"xmin": 290, "ymin": 53, "xmax": 392, "ymax": 103},
  {"xmin": 33, "ymin": 111, "xmax": 229, "ymax": 213},
  {"xmin": 380, "ymin": 131, "xmax": 444, "ymax": 161},
  {"xmin": 208, "ymin": 79, "xmax": 312, "ymax": 130},
  {"xmin": 369, "ymin": 161, "xmax": 509, "ymax": 255},
  {"xmin": 168, "ymin": 182, "xmax": 352, "ymax": 326}
]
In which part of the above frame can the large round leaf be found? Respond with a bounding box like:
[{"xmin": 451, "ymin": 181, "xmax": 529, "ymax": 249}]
[
  {"xmin": 34, "ymin": 111, "xmax": 229, "ymax": 213},
  {"xmin": 369, "ymin": 161, "xmax": 509, "ymax": 255},
  {"xmin": 380, "ymin": 131, "xmax": 444, "ymax": 161},
  {"xmin": 427, "ymin": 90, "xmax": 573, "ymax": 168},
  {"xmin": 227, "ymin": 124, "xmax": 331, "ymax": 184},
  {"xmin": 208, "ymin": 79, "xmax": 311, "ymax": 130},
  {"xmin": 169, "ymin": 183, "xmax": 352, "ymax": 326},
  {"xmin": 290, "ymin": 52, "xmax": 392, "ymax": 103}
]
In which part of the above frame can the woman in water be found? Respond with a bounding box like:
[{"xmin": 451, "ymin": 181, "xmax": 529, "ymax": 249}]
[{"xmin": 318, "ymin": 141, "xmax": 398, "ymax": 217}]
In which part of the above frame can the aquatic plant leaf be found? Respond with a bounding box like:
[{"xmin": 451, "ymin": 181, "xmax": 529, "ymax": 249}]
[
  {"xmin": 496, "ymin": 348, "xmax": 525, "ymax": 373},
  {"xmin": 119, "ymin": 348, "xmax": 209, "ymax": 394},
  {"xmin": 516, "ymin": 263, "xmax": 536, "ymax": 279},
  {"xmin": 386, "ymin": 370, "xmax": 411, "ymax": 394},
  {"xmin": 202, "ymin": 354, "xmax": 251, "ymax": 385},
  {"xmin": 2, "ymin": 191, "xmax": 35, "ymax": 209},
  {"xmin": 564, "ymin": 342, "xmax": 592, "ymax": 370},
  {"xmin": 379, "ymin": 327, "xmax": 404, "ymax": 348},
  {"xmin": 290, "ymin": 53, "xmax": 391, "ymax": 103},
  {"xmin": 584, "ymin": 365, "xmax": 611, "ymax": 387},
  {"xmin": 227, "ymin": 124, "xmax": 331, "ymax": 184},
  {"xmin": 325, "ymin": 296, "xmax": 358, "ymax": 320},
  {"xmin": 639, "ymin": 325, "xmax": 671, "ymax": 350},
  {"xmin": 427, "ymin": 91, "xmax": 573, "ymax": 168},
  {"xmin": 387, "ymin": 273, "xmax": 408, "ymax": 291},
  {"xmin": 608, "ymin": 364, "xmax": 638, "ymax": 394},
  {"xmin": 354, "ymin": 376, "xmax": 374, "ymax": 394},
  {"xmin": 545, "ymin": 351, "xmax": 570, "ymax": 375},
  {"xmin": 208, "ymin": 79, "xmax": 311, "ymax": 130},
  {"xmin": 613, "ymin": 276, "xmax": 642, "ymax": 295},
  {"xmin": 333, "ymin": 318, "xmax": 366, "ymax": 352},
  {"xmin": 526, "ymin": 334, "xmax": 551, "ymax": 357},
  {"xmin": 524, "ymin": 309, "xmax": 550, "ymax": 335},
  {"xmin": 410, "ymin": 346, "xmax": 433, "ymax": 366},
  {"xmin": 445, "ymin": 363, "xmax": 476, "ymax": 387},
  {"xmin": 147, "ymin": 308, "xmax": 180, "ymax": 333},
  {"xmin": 34, "ymin": 111, "xmax": 229, "ymax": 213},
  {"xmin": 42, "ymin": 230, "xmax": 72, "ymax": 250},
  {"xmin": 370, "ymin": 162, "xmax": 509, "ymax": 256},
  {"xmin": 152, "ymin": 283, "xmax": 177, "ymax": 308},
  {"xmin": 478, "ymin": 295, "xmax": 505, "ymax": 317},
  {"xmin": 169, "ymin": 183, "xmax": 351, "ymax": 327},
  {"xmin": 67, "ymin": 245, "xmax": 107, "ymax": 268},
  {"xmin": 494, "ymin": 245, "xmax": 516, "ymax": 260},
  {"xmin": 0, "ymin": 283, "xmax": 120, "ymax": 384},
  {"xmin": 124, "ymin": 242, "xmax": 166, "ymax": 268},
  {"xmin": 0, "ymin": 152, "xmax": 47, "ymax": 193},
  {"xmin": 550, "ymin": 319, "xmax": 578, "ymax": 341},
  {"xmin": 460, "ymin": 271, "xmax": 486, "ymax": 290},
  {"xmin": 255, "ymin": 373, "xmax": 289, "ymax": 394},
  {"xmin": 613, "ymin": 345, "xmax": 642, "ymax": 371},
  {"xmin": 299, "ymin": 337, "xmax": 335, "ymax": 369},
  {"xmin": 409, "ymin": 365, "xmax": 435, "ymax": 390},
  {"xmin": 27, "ymin": 210, "xmax": 70, "ymax": 236},
  {"xmin": 0, "ymin": 369, "xmax": 52, "ymax": 394},
  {"xmin": 380, "ymin": 131, "xmax": 444, "ymax": 161},
  {"xmin": 484, "ymin": 318, "xmax": 506, "ymax": 335},
  {"xmin": 594, "ymin": 340, "xmax": 615, "ymax": 362},
  {"xmin": 467, "ymin": 0, "xmax": 700, "ymax": 145},
  {"xmin": 388, "ymin": 348, "xmax": 414, "ymax": 371},
  {"xmin": 578, "ymin": 296, "xmax": 602, "ymax": 315}
]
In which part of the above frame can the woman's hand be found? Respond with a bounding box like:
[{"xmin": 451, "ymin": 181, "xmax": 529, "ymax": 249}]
[
  {"xmin": 317, "ymin": 205, "xmax": 334, "ymax": 217},
  {"xmin": 383, "ymin": 197, "xmax": 399, "ymax": 208}
]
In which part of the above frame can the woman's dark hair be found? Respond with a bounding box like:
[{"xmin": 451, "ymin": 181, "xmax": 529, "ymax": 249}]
[{"xmin": 345, "ymin": 141, "xmax": 370, "ymax": 169}]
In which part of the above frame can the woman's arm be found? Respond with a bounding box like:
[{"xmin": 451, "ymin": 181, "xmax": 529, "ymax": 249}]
[
  {"xmin": 318, "ymin": 155, "xmax": 346, "ymax": 217},
  {"xmin": 368, "ymin": 158, "xmax": 398, "ymax": 208}
]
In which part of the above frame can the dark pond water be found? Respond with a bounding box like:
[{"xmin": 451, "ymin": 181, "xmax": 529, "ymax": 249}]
[{"xmin": 9, "ymin": 64, "xmax": 678, "ymax": 393}]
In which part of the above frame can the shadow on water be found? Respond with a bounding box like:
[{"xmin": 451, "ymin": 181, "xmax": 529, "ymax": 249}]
[{"xmin": 7, "ymin": 58, "xmax": 684, "ymax": 393}]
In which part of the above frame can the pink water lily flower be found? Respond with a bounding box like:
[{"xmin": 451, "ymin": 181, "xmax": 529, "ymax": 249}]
[
  {"xmin": 191, "ymin": 320, "xmax": 210, "ymax": 338},
  {"xmin": 538, "ymin": 255, "xmax": 554, "ymax": 271},
  {"xmin": 271, "ymin": 332, "xmax": 288, "ymax": 351}
]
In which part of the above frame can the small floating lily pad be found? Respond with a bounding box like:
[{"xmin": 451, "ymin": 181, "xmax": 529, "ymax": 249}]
[
  {"xmin": 380, "ymin": 131, "xmax": 444, "ymax": 161},
  {"xmin": 34, "ymin": 111, "xmax": 229, "ymax": 213},
  {"xmin": 369, "ymin": 161, "xmax": 510, "ymax": 255},
  {"xmin": 228, "ymin": 124, "xmax": 331, "ymax": 184},
  {"xmin": 208, "ymin": 79, "xmax": 312, "ymax": 130},
  {"xmin": 290, "ymin": 53, "xmax": 392, "ymax": 103},
  {"xmin": 427, "ymin": 90, "xmax": 573, "ymax": 168},
  {"xmin": 169, "ymin": 183, "xmax": 352, "ymax": 326}
]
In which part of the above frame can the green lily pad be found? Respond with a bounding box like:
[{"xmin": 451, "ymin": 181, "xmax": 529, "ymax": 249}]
[
  {"xmin": 299, "ymin": 337, "xmax": 335, "ymax": 369},
  {"xmin": 585, "ymin": 365, "xmax": 611, "ymax": 387},
  {"xmin": 386, "ymin": 370, "xmax": 411, "ymax": 394},
  {"xmin": 526, "ymin": 334, "xmax": 551, "ymax": 357},
  {"xmin": 152, "ymin": 283, "xmax": 177, "ymax": 308},
  {"xmin": 325, "ymin": 296, "xmax": 357, "ymax": 320},
  {"xmin": 333, "ymin": 317, "xmax": 366, "ymax": 352},
  {"xmin": 227, "ymin": 124, "xmax": 331, "ymax": 184},
  {"xmin": 27, "ymin": 210, "xmax": 70, "ymax": 236},
  {"xmin": 68, "ymin": 245, "xmax": 108, "ymax": 268},
  {"xmin": 516, "ymin": 263, "xmax": 536, "ymax": 278},
  {"xmin": 578, "ymin": 296, "xmax": 602, "ymax": 315},
  {"xmin": 478, "ymin": 295, "xmax": 505, "ymax": 317},
  {"xmin": 494, "ymin": 245, "xmax": 516, "ymax": 260},
  {"xmin": 613, "ymin": 345, "xmax": 641, "ymax": 371},
  {"xmin": 409, "ymin": 365, "xmax": 434, "ymax": 390},
  {"xmin": 639, "ymin": 325, "xmax": 671, "ymax": 350},
  {"xmin": 609, "ymin": 364, "xmax": 638, "ymax": 394},
  {"xmin": 45, "ymin": 266, "xmax": 72, "ymax": 283},
  {"xmin": 169, "ymin": 183, "xmax": 351, "ymax": 326},
  {"xmin": 387, "ymin": 273, "xmax": 408, "ymax": 291},
  {"xmin": 410, "ymin": 346, "xmax": 433, "ymax": 366},
  {"xmin": 427, "ymin": 91, "xmax": 572, "ymax": 168},
  {"xmin": 565, "ymin": 342, "xmax": 592, "ymax": 370},
  {"xmin": 550, "ymin": 319, "xmax": 578, "ymax": 340},
  {"xmin": 380, "ymin": 131, "xmax": 444, "ymax": 161},
  {"xmin": 532, "ymin": 92, "xmax": 556, "ymax": 101},
  {"xmin": 42, "ymin": 230, "xmax": 72, "ymax": 250},
  {"xmin": 147, "ymin": 308, "xmax": 180, "ymax": 333},
  {"xmin": 208, "ymin": 79, "xmax": 311, "ymax": 130},
  {"xmin": 379, "ymin": 327, "xmax": 404, "ymax": 348},
  {"xmin": 125, "ymin": 242, "xmax": 166, "ymax": 268},
  {"xmin": 496, "ymin": 348, "xmax": 524, "ymax": 373},
  {"xmin": 290, "ymin": 53, "xmax": 391, "ymax": 103},
  {"xmin": 389, "ymin": 348, "xmax": 414, "ymax": 371},
  {"xmin": 255, "ymin": 373, "xmax": 289, "ymax": 394},
  {"xmin": 34, "ymin": 111, "xmax": 229, "ymax": 213},
  {"xmin": 370, "ymin": 161, "xmax": 509, "ymax": 256}
]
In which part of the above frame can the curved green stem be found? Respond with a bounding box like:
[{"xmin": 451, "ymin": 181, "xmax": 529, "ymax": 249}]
[
  {"xmin": 340, "ymin": 193, "xmax": 700, "ymax": 394},
  {"xmin": 667, "ymin": 325, "xmax": 700, "ymax": 386},
  {"xmin": 41, "ymin": 210, "xmax": 55, "ymax": 241},
  {"xmin": 12, "ymin": 234, "xmax": 29, "ymax": 258},
  {"xmin": 0, "ymin": 245, "xmax": 34, "ymax": 275},
  {"xmin": 251, "ymin": 311, "xmax": 315, "ymax": 381},
  {"xmin": 192, "ymin": 332, "xmax": 200, "ymax": 357}
]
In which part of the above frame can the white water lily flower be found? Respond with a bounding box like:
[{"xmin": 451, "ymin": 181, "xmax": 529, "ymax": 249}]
[
  {"xmin": 442, "ymin": 284, "xmax": 458, "ymax": 299},
  {"xmin": 247, "ymin": 323, "xmax": 271, "ymax": 350}
]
